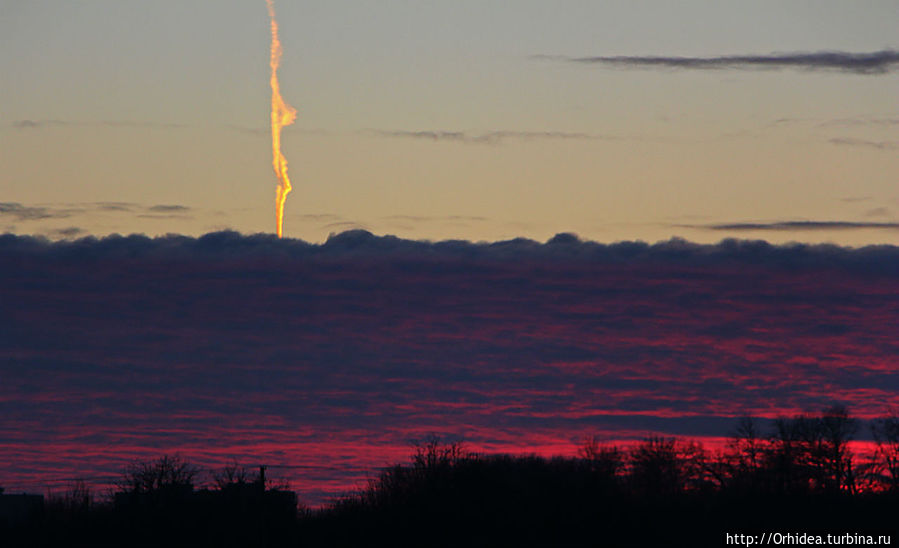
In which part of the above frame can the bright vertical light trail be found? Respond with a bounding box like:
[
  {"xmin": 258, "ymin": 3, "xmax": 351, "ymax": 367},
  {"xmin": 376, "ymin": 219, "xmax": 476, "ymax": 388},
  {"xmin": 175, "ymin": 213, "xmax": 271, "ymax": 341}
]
[{"xmin": 266, "ymin": 0, "xmax": 297, "ymax": 238}]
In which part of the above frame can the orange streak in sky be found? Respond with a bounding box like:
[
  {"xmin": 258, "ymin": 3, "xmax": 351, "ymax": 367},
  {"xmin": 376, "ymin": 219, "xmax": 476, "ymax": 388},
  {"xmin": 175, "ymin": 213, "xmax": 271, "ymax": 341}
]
[{"xmin": 267, "ymin": 0, "xmax": 297, "ymax": 238}]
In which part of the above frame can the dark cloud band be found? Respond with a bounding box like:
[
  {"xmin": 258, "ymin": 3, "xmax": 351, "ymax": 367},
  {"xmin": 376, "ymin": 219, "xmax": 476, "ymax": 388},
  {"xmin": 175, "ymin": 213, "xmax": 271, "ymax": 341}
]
[
  {"xmin": 2, "ymin": 231, "xmax": 897, "ymax": 503},
  {"xmin": 540, "ymin": 49, "xmax": 899, "ymax": 74},
  {"xmin": 4, "ymin": 230, "xmax": 896, "ymax": 270},
  {"xmin": 364, "ymin": 129, "xmax": 606, "ymax": 144},
  {"xmin": 687, "ymin": 221, "xmax": 899, "ymax": 232}
]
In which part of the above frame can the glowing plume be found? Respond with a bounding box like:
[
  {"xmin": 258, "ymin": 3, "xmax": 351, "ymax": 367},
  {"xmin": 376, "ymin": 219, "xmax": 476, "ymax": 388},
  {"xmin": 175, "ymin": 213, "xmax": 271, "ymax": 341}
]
[{"xmin": 266, "ymin": 0, "xmax": 297, "ymax": 238}]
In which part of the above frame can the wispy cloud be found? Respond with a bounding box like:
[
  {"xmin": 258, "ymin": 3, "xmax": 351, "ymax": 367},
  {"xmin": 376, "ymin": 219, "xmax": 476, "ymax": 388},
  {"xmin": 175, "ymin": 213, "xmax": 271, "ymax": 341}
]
[
  {"xmin": 819, "ymin": 116, "xmax": 899, "ymax": 128},
  {"xmin": 12, "ymin": 119, "xmax": 186, "ymax": 130},
  {"xmin": 137, "ymin": 213, "xmax": 193, "ymax": 221},
  {"xmin": 0, "ymin": 203, "xmax": 80, "ymax": 221},
  {"xmin": 44, "ymin": 227, "xmax": 84, "ymax": 238},
  {"xmin": 538, "ymin": 49, "xmax": 899, "ymax": 74},
  {"xmin": 766, "ymin": 116, "xmax": 899, "ymax": 129},
  {"xmin": 148, "ymin": 204, "xmax": 191, "ymax": 213},
  {"xmin": 1, "ymin": 202, "xmax": 197, "ymax": 226},
  {"xmin": 364, "ymin": 129, "xmax": 612, "ymax": 145},
  {"xmin": 322, "ymin": 221, "xmax": 369, "ymax": 231},
  {"xmin": 12, "ymin": 119, "xmax": 68, "ymax": 130},
  {"xmin": 94, "ymin": 202, "xmax": 137, "ymax": 212},
  {"xmin": 829, "ymin": 137, "xmax": 899, "ymax": 150},
  {"xmin": 684, "ymin": 220, "xmax": 899, "ymax": 231}
]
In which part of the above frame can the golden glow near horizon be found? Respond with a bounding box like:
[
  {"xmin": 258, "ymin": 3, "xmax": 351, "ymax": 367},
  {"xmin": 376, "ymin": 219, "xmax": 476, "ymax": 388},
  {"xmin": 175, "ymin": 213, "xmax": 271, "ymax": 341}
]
[
  {"xmin": 4, "ymin": 3, "xmax": 898, "ymax": 246},
  {"xmin": 266, "ymin": 0, "xmax": 297, "ymax": 238}
]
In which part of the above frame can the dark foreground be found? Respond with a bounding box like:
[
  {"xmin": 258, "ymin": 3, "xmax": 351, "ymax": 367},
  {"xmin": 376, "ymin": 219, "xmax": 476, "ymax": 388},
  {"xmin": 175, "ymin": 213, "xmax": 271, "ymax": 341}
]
[
  {"xmin": 5, "ymin": 408, "xmax": 899, "ymax": 547},
  {"xmin": 4, "ymin": 463, "xmax": 897, "ymax": 547}
]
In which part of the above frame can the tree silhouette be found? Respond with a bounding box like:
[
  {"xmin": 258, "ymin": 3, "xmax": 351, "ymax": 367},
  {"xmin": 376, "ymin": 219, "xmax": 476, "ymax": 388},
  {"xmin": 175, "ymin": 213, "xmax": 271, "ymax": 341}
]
[
  {"xmin": 724, "ymin": 416, "xmax": 765, "ymax": 492},
  {"xmin": 818, "ymin": 404, "xmax": 858, "ymax": 493},
  {"xmin": 9, "ymin": 407, "xmax": 899, "ymax": 547},
  {"xmin": 629, "ymin": 437, "xmax": 683, "ymax": 497},
  {"xmin": 768, "ymin": 414, "xmax": 817, "ymax": 494},
  {"xmin": 212, "ymin": 462, "xmax": 255, "ymax": 490},
  {"xmin": 117, "ymin": 454, "xmax": 198, "ymax": 495},
  {"xmin": 870, "ymin": 410, "xmax": 899, "ymax": 492},
  {"xmin": 577, "ymin": 435, "xmax": 624, "ymax": 480},
  {"xmin": 58, "ymin": 479, "xmax": 92, "ymax": 514},
  {"xmin": 411, "ymin": 436, "xmax": 471, "ymax": 472}
]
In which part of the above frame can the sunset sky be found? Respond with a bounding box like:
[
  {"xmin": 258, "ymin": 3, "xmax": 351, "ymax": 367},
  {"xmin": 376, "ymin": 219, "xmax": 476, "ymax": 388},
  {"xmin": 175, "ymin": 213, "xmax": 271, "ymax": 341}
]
[
  {"xmin": 4, "ymin": 234, "xmax": 898, "ymax": 503},
  {"xmin": 2, "ymin": 0, "xmax": 897, "ymax": 245},
  {"xmin": 2, "ymin": 1, "xmax": 898, "ymax": 506}
]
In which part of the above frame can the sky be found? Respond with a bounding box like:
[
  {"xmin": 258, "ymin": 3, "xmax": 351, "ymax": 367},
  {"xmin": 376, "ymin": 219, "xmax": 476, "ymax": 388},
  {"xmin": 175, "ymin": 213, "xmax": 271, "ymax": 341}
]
[
  {"xmin": 2, "ymin": 1, "xmax": 899, "ymax": 505},
  {"xmin": 2, "ymin": 233, "xmax": 898, "ymax": 503},
  {"xmin": 2, "ymin": 0, "xmax": 898, "ymax": 245}
]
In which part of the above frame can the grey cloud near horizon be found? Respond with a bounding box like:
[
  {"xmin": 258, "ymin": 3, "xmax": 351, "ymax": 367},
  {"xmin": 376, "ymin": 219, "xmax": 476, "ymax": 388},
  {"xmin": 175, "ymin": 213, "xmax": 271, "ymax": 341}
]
[
  {"xmin": 95, "ymin": 202, "xmax": 137, "ymax": 212},
  {"xmin": 767, "ymin": 117, "xmax": 899, "ymax": 130},
  {"xmin": 0, "ymin": 203, "xmax": 79, "ymax": 221},
  {"xmin": 364, "ymin": 129, "xmax": 612, "ymax": 145},
  {"xmin": 44, "ymin": 227, "xmax": 84, "ymax": 238},
  {"xmin": 148, "ymin": 204, "xmax": 191, "ymax": 213},
  {"xmin": 829, "ymin": 137, "xmax": 899, "ymax": 150},
  {"xmin": 12, "ymin": 119, "xmax": 187, "ymax": 130},
  {"xmin": 684, "ymin": 221, "xmax": 899, "ymax": 231},
  {"xmin": 539, "ymin": 49, "xmax": 899, "ymax": 74},
  {"xmin": 0, "ymin": 202, "xmax": 195, "ymax": 224},
  {"xmin": 322, "ymin": 221, "xmax": 370, "ymax": 231},
  {"xmin": 12, "ymin": 120, "xmax": 68, "ymax": 130},
  {"xmin": 819, "ymin": 117, "xmax": 899, "ymax": 128}
]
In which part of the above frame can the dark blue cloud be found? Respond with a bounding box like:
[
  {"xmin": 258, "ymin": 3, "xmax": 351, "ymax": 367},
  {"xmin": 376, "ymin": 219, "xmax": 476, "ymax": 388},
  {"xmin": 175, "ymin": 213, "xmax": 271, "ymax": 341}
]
[
  {"xmin": 1, "ymin": 231, "xmax": 897, "ymax": 503},
  {"xmin": 4, "ymin": 230, "xmax": 896, "ymax": 272}
]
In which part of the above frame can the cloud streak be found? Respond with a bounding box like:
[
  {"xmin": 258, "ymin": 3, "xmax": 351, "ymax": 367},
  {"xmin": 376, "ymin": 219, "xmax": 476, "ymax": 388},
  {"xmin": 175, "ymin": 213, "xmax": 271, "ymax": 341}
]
[
  {"xmin": 686, "ymin": 221, "xmax": 899, "ymax": 231},
  {"xmin": 829, "ymin": 137, "xmax": 899, "ymax": 150},
  {"xmin": 0, "ymin": 202, "xmax": 197, "ymax": 227},
  {"xmin": 820, "ymin": 117, "xmax": 899, "ymax": 128},
  {"xmin": 539, "ymin": 49, "xmax": 899, "ymax": 74},
  {"xmin": 0, "ymin": 202, "xmax": 79, "ymax": 221},
  {"xmin": 11, "ymin": 119, "xmax": 187, "ymax": 130},
  {"xmin": 364, "ymin": 129, "xmax": 612, "ymax": 145},
  {"xmin": 44, "ymin": 227, "xmax": 85, "ymax": 238},
  {"xmin": 148, "ymin": 204, "xmax": 191, "ymax": 213}
]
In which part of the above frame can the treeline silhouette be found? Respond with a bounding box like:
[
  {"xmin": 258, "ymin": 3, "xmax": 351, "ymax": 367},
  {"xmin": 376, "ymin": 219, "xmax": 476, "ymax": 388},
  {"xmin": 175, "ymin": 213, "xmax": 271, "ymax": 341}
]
[{"xmin": 4, "ymin": 406, "xmax": 899, "ymax": 547}]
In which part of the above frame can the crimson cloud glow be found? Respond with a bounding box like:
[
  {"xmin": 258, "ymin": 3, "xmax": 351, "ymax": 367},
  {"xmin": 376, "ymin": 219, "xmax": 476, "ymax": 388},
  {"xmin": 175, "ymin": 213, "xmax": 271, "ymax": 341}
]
[{"xmin": 1, "ymin": 231, "xmax": 897, "ymax": 503}]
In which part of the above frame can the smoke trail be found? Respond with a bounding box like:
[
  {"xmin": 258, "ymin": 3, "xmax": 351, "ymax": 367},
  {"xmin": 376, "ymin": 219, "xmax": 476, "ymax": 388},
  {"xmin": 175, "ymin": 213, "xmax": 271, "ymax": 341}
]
[{"xmin": 266, "ymin": 0, "xmax": 297, "ymax": 238}]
